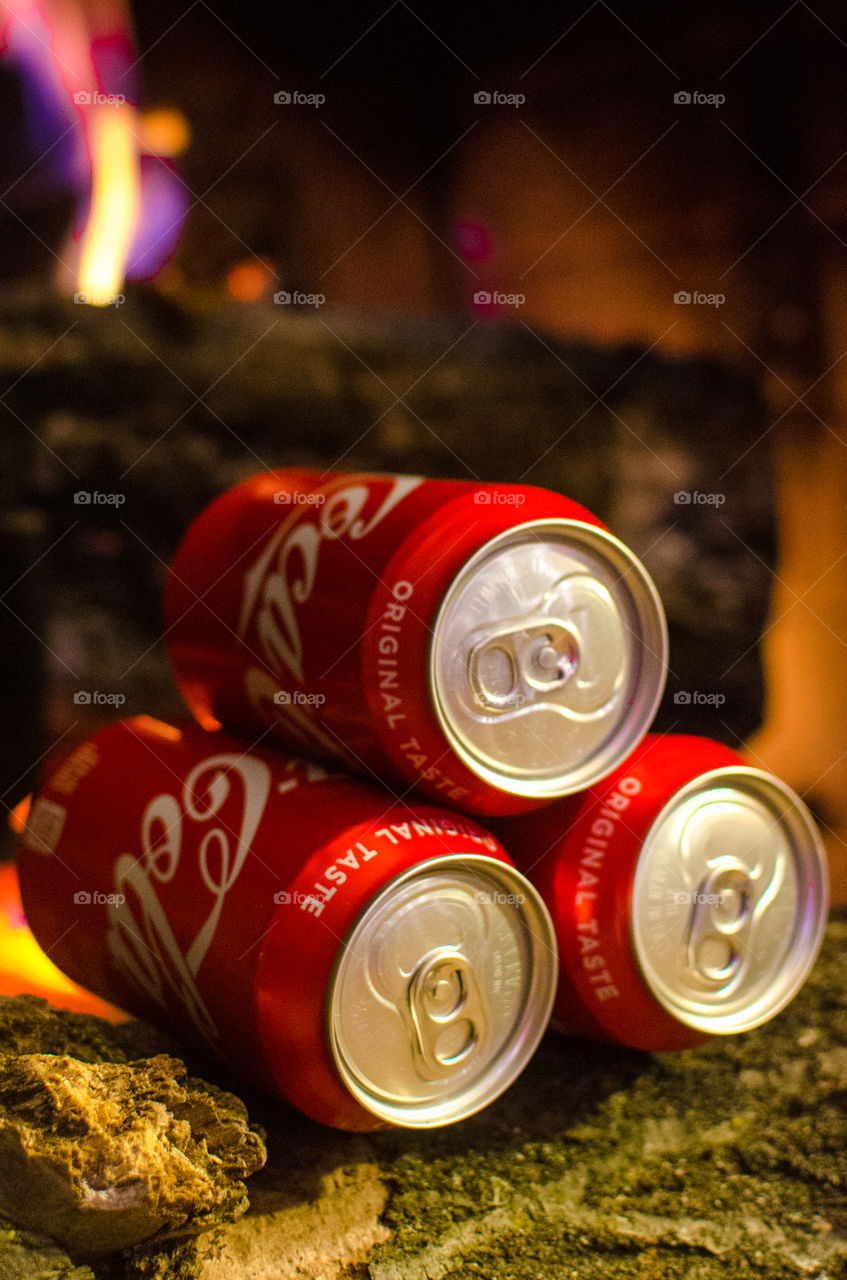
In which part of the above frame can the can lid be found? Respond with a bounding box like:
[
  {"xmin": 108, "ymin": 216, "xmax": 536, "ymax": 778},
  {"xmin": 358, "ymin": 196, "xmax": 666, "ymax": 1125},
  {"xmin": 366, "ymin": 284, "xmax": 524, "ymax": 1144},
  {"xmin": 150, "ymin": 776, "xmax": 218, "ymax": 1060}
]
[
  {"xmin": 327, "ymin": 855, "xmax": 557, "ymax": 1127},
  {"xmin": 631, "ymin": 767, "xmax": 829, "ymax": 1034},
  {"xmin": 429, "ymin": 520, "xmax": 667, "ymax": 797}
]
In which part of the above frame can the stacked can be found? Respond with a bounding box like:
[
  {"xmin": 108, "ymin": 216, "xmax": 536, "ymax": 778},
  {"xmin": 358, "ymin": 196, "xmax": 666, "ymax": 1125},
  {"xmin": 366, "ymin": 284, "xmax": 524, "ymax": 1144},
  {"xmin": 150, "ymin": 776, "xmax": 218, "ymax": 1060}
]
[
  {"xmin": 161, "ymin": 470, "xmax": 668, "ymax": 814},
  {"xmin": 16, "ymin": 717, "xmax": 558, "ymax": 1131},
  {"xmin": 493, "ymin": 733, "xmax": 828, "ymax": 1051},
  {"xmin": 15, "ymin": 469, "xmax": 829, "ymax": 1128}
]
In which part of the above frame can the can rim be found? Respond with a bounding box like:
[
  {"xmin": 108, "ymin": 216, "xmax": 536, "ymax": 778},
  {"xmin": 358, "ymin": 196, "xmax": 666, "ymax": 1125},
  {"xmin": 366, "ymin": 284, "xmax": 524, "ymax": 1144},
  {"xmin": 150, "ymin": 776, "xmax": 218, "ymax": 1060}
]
[
  {"xmin": 630, "ymin": 765, "xmax": 829, "ymax": 1034},
  {"xmin": 428, "ymin": 518, "xmax": 668, "ymax": 797},
  {"xmin": 325, "ymin": 853, "xmax": 558, "ymax": 1127}
]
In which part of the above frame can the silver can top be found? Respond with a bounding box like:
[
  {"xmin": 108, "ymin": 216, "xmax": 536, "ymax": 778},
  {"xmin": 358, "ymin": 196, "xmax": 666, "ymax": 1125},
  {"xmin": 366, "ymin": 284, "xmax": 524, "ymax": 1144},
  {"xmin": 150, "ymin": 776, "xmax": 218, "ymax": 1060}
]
[
  {"xmin": 631, "ymin": 767, "xmax": 829, "ymax": 1033},
  {"xmin": 327, "ymin": 854, "xmax": 557, "ymax": 1126},
  {"xmin": 429, "ymin": 520, "xmax": 668, "ymax": 798}
]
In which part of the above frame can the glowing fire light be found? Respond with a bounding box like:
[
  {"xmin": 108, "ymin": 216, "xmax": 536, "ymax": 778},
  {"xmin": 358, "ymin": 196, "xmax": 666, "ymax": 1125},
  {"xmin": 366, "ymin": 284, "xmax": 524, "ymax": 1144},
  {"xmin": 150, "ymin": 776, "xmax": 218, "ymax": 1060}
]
[
  {"xmin": 1, "ymin": 0, "xmax": 188, "ymax": 301},
  {"xmin": 0, "ymin": 863, "xmax": 128, "ymax": 1021},
  {"xmin": 8, "ymin": 794, "xmax": 31, "ymax": 835},
  {"xmin": 227, "ymin": 257, "xmax": 275, "ymax": 303},
  {"xmin": 131, "ymin": 715, "xmax": 183, "ymax": 742},
  {"xmin": 138, "ymin": 106, "xmax": 190, "ymax": 158},
  {"xmin": 77, "ymin": 104, "xmax": 141, "ymax": 304}
]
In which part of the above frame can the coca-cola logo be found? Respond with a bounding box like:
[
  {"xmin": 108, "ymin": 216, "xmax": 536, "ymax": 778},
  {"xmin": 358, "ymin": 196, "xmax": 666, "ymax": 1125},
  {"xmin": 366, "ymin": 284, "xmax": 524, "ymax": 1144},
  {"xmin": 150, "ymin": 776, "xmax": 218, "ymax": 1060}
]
[
  {"xmin": 106, "ymin": 753, "xmax": 272, "ymax": 1041},
  {"xmin": 238, "ymin": 476, "xmax": 421, "ymax": 683}
]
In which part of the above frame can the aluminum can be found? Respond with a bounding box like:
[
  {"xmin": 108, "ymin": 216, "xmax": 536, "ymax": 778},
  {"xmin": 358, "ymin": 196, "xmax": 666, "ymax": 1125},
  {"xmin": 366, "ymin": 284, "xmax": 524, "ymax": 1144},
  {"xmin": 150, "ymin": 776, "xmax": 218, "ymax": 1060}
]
[
  {"xmin": 493, "ymin": 734, "xmax": 828, "ymax": 1050},
  {"xmin": 163, "ymin": 470, "xmax": 667, "ymax": 816},
  {"xmin": 15, "ymin": 716, "xmax": 558, "ymax": 1130}
]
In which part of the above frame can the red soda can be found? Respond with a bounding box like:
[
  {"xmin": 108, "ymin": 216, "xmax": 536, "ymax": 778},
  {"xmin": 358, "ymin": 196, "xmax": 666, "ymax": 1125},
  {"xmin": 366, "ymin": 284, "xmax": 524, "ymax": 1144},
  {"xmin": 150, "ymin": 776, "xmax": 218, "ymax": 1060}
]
[
  {"xmin": 163, "ymin": 470, "xmax": 667, "ymax": 816},
  {"xmin": 15, "ymin": 716, "xmax": 558, "ymax": 1131},
  {"xmin": 493, "ymin": 734, "xmax": 828, "ymax": 1050}
]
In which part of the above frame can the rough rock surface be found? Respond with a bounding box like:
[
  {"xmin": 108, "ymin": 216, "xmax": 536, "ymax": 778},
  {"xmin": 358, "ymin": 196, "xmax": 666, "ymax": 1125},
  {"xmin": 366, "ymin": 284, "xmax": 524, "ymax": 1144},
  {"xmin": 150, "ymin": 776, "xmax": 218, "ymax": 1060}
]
[
  {"xmin": 0, "ymin": 1218, "xmax": 96, "ymax": 1280},
  {"xmin": 195, "ymin": 1157, "xmax": 389, "ymax": 1280},
  {"xmin": 1, "ymin": 917, "xmax": 846, "ymax": 1277},
  {"xmin": 362, "ymin": 915, "xmax": 847, "ymax": 1280},
  {"xmin": 0, "ymin": 994, "xmax": 181, "ymax": 1064},
  {"xmin": 0, "ymin": 1052, "xmax": 266, "ymax": 1257}
]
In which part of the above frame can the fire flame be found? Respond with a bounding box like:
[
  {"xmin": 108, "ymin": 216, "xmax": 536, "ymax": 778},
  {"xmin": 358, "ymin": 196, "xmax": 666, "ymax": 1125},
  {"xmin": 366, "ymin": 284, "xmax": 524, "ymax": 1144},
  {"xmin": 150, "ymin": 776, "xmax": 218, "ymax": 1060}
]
[
  {"xmin": 0, "ymin": 863, "xmax": 128, "ymax": 1021},
  {"xmin": 8, "ymin": 794, "xmax": 31, "ymax": 835},
  {"xmin": 76, "ymin": 104, "xmax": 141, "ymax": 304},
  {"xmin": 1, "ymin": 0, "xmax": 187, "ymax": 301}
]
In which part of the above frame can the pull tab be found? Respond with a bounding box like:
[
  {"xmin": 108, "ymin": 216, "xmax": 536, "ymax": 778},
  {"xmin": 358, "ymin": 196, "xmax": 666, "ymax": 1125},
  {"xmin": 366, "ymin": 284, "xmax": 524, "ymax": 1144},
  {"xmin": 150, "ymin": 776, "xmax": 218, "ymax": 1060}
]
[
  {"xmin": 679, "ymin": 801, "xmax": 787, "ymax": 994},
  {"xmin": 460, "ymin": 573, "xmax": 626, "ymax": 719},
  {"xmin": 406, "ymin": 947, "xmax": 490, "ymax": 1080},
  {"xmin": 683, "ymin": 859, "xmax": 754, "ymax": 987},
  {"xmin": 683, "ymin": 853, "xmax": 787, "ymax": 991},
  {"xmin": 468, "ymin": 617, "xmax": 580, "ymax": 713}
]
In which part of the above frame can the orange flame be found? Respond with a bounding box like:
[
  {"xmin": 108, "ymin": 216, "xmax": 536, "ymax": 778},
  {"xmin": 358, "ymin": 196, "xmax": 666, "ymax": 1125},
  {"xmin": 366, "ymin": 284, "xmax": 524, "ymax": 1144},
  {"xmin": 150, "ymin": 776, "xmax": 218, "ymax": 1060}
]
[
  {"xmin": 129, "ymin": 715, "xmax": 184, "ymax": 742},
  {"xmin": 76, "ymin": 104, "xmax": 141, "ymax": 305},
  {"xmin": 138, "ymin": 106, "xmax": 190, "ymax": 158},
  {"xmin": 8, "ymin": 794, "xmax": 31, "ymax": 835},
  {"xmin": 0, "ymin": 864, "xmax": 128, "ymax": 1021}
]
